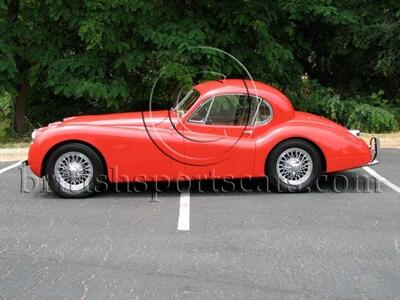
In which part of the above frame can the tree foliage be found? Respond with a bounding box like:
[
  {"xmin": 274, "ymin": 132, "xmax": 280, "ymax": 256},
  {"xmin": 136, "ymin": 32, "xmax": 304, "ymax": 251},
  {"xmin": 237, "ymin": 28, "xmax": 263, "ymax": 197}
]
[{"xmin": 0, "ymin": 0, "xmax": 399, "ymax": 135}]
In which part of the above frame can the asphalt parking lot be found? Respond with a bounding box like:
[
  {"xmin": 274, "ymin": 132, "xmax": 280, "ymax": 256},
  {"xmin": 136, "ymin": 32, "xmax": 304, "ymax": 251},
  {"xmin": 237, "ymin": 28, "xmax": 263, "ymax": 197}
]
[{"xmin": 0, "ymin": 150, "xmax": 399, "ymax": 299}]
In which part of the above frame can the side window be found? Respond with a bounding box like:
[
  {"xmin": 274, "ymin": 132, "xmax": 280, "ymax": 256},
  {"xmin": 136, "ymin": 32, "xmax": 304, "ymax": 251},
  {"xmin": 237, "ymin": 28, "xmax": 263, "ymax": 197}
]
[
  {"xmin": 187, "ymin": 94, "xmax": 269, "ymax": 125},
  {"xmin": 237, "ymin": 95, "xmax": 260, "ymax": 125},
  {"xmin": 206, "ymin": 95, "xmax": 259, "ymax": 125},
  {"xmin": 206, "ymin": 95, "xmax": 240, "ymax": 125},
  {"xmin": 255, "ymin": 100, "xmax": 272, "ymax": 124}
]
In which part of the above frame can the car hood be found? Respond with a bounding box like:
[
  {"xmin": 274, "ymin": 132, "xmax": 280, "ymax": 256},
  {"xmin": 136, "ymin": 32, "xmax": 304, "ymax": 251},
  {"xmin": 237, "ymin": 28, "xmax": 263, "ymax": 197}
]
[{"xmin": 59, "ymin": 110, "xmax": 177, "ymax": 128}]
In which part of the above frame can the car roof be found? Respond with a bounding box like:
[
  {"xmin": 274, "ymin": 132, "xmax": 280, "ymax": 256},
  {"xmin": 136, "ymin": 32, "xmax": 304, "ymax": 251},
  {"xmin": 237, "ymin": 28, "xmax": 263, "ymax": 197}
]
[
  {"xmin": 193, "ymin": 79, "xmax": 285, "ymax": 98},
  {"xmin": 192, "ymin": 79, "xmax": 295, "ymax": 119}
]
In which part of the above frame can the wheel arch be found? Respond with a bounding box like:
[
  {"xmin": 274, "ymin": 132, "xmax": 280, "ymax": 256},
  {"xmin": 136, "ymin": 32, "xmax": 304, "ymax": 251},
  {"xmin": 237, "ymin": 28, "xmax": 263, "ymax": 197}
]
[
  {"xmin": 41, "ymin": 139, "xmax": 108, "ymax": 177},
  {"xmin": 265, "ymin": 137, "xmax": 326, "ymax": 173}
]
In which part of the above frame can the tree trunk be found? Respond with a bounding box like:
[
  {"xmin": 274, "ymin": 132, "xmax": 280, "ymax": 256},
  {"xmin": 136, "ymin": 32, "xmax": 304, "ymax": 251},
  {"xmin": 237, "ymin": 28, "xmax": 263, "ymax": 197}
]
[
  {"xmin": 13, "ymin": 67, "xmax": 28, "ymax": 134},
  {"xmin": 7, "ymin": 0, "xmax": 19, "ymax": 22}
]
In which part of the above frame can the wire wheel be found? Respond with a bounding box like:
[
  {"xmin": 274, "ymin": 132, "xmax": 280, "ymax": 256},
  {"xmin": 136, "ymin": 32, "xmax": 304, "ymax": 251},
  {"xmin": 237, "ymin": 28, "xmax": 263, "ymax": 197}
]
[
  {"xmin": 54, "ymin": 151, "xmax": 94, "ymax": 191},
  {"xmin": 276, "ymin": 147, "xmax": 313, "ymax": 185}
]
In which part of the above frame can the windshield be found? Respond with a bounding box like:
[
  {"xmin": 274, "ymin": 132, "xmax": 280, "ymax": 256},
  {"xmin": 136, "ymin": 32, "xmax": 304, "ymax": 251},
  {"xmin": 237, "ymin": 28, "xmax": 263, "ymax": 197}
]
[{"xmin": 174, "ymin": 89, "xmax": 200, "ymax": 116}]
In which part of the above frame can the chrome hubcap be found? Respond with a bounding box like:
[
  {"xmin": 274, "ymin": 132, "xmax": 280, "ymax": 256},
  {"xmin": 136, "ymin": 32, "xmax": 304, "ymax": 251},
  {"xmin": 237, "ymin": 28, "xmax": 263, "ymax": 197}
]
[
  {"xmin": 276, "ymin": 148, "xmax": 313, "ymax": 185},
  {"xmin": 54, "ymin": 152, "xmax": 93, "ymax": 191}
]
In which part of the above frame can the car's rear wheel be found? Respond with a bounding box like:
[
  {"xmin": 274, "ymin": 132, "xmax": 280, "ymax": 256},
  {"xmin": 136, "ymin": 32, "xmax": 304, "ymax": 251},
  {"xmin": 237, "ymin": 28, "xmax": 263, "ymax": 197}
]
[
  {"xmin": 267, "ymin": 139, "xmax": 322, "ymax": 192},
  {"xmin": 45, "ymin": 143, "xmax": 105, "ymax": 198}
]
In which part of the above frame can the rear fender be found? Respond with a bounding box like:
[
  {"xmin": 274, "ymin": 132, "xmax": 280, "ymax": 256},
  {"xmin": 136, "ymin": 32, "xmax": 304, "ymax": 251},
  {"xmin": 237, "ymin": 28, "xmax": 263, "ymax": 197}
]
[{"xmin": 254, "ymin": 123, "xmax": 371, "ymax": 176}]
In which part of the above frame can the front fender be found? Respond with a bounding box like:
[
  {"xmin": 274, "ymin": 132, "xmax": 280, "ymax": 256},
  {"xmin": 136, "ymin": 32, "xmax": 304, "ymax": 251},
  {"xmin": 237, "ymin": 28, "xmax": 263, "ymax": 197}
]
[
  {"xmin": 28, "ymin": 125, "xmax": 116, "ymax": 177},
  {"xmin": 28, "ymin": 123, "xmax": 183, "ymax": 182},
  {"xmin": 28, "ymin": 124, "xmax": 152, "ymax": 178}
]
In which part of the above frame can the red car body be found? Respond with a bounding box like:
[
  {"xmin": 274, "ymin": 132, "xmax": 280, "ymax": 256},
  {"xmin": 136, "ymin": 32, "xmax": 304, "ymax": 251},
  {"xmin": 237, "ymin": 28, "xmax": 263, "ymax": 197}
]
[{"xmin": 28, "ymin": 79, "xmax": 374, "ymax": 183}]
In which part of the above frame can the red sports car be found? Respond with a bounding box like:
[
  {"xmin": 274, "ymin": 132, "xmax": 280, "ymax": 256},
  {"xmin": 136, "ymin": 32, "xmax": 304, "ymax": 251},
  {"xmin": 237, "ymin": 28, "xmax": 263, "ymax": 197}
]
[{"xmin": 27, "ymin": 79, "xmax": 379, "ymax": 197}]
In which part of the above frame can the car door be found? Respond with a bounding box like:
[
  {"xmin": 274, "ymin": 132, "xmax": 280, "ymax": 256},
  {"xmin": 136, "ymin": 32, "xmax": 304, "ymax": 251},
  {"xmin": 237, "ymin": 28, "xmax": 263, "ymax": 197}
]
[{"xmin": 180, "ymin": 94, "xmax": 261, "ymax": 179}]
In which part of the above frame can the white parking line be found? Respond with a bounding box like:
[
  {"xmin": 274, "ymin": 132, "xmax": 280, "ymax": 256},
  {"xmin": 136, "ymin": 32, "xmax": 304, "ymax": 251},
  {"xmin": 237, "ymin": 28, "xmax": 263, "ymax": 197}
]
[
  {"xmin": 0, "ymin": 160, "xmax": 24, "ymax": 175},
  {"xmin": 177, "ymin": 191, "xmax": 190, "ymax": 231},
  {"xmin": 363, "ymin": 166, "xmax": 400, "ymax": 194}
]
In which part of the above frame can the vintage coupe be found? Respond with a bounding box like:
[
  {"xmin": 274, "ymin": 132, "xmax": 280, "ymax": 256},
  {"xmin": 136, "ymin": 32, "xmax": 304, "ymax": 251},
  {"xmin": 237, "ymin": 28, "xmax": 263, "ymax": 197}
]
[{"xmin": 27, "ymin": 79, "xmax": 379, "ymax": 197}]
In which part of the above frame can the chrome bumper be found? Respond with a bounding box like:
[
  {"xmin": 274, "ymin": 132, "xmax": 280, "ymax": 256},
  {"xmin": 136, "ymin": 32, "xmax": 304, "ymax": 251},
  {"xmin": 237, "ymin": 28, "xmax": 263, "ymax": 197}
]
[
  {"xmin": 370, "ymin": 137, "xmax": 380, "ymax": 162},
  {"xmin": 365, "ymin": 159, "xmax": 379, "ymax": 166},
  {"xmin": 362, "ymin": 137, "xmax": 380, "ymax": 167}
]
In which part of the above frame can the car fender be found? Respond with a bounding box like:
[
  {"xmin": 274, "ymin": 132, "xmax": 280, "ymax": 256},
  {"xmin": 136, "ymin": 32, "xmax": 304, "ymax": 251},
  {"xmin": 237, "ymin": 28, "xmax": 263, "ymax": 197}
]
[
  {"xmin": 254, "ymin": 122, "xmax": 371, "ymax": 176},
  {"xmin": 28, "ymin": 124, "xmax": 152, "ymax": 178}
]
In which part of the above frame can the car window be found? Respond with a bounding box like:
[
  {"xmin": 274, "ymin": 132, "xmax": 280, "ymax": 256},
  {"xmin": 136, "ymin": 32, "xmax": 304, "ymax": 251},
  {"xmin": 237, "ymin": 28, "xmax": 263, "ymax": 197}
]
[
  {"xmin": 188, "ymin": 98, "xmax": 212, "ymax": 123},
  {"xmin": 255, "ymin": 99, "xmax": 272, "ymax": 124},
  {"xmin": 174, "ymin": 89, "xmax": 200, "ymax": 116},
  {"xmin": 188, "ymin": 94, "xmax": 272, "ymax": 126},
  {"xmin": 206, "ymin": 94, "xmax": 259, "ymax": 125}
]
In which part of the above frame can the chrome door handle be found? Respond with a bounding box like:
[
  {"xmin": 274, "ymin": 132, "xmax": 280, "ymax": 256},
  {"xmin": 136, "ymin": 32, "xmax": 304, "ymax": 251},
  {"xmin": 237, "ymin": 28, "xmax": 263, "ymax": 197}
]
[{"xmin": 243, "ymin": 130, "xmax": 253, "ymax": 134}]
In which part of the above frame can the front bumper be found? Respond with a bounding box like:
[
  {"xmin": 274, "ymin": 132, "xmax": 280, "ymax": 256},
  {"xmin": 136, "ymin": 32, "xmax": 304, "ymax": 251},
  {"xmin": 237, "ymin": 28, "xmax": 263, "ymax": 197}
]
[{"xmin": 366, "ymin": 137, "xmax": 380, "ymax": 166}]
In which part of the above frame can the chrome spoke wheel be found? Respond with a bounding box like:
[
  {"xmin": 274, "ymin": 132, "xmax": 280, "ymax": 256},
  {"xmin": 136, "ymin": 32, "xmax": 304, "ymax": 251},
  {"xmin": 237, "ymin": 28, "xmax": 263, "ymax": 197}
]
[
  {"xmin": 276, "ymin": 147, "xmax": 313, "ymax": 185},
  {"xmin": 54, "ymin": 151, "xmax": 94, "ymax": 191}
]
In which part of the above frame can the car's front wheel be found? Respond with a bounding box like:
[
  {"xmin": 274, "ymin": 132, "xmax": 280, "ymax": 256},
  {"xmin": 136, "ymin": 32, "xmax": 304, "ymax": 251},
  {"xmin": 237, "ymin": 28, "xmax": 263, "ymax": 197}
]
[
  {"xmin": 267, "ymin": 139, "xmax": 322, "ymax": 192},
  {"xmin": 45, "ymin": 143, "xmax": 105, "ymax": 198}
]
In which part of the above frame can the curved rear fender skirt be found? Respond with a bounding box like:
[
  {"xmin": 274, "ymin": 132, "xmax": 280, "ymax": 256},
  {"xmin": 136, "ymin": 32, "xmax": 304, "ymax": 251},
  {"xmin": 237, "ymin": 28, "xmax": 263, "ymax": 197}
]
[{"xmin": 254, "ymin": 124, "xmax": 371, "ymax": 176}]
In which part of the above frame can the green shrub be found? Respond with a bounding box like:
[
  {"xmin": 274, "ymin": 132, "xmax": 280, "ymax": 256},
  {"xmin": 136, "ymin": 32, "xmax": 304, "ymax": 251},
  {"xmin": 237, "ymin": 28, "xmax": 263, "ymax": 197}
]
[
  {"xmin": 347, "ymin": 104, "xmax": 398, "ymax": 133},
  {"xmin": 394, "ymin": 106, "xmax": 400, "ymax": 124},
  {"xmin": 321, "ymin": 96, "xmax": 345, "ymax": 124},
  {"xmin": 293, "ymin": 81, "xmax": 348, "ymax": 124},
  {"xmin": 293, "ymin": 80, "xmax": 399, "ymax": 133},
  {"xmin": 291, "ymin": 80, "xmax": 329, "ymax": 116},
  {"xmin": 367, "ymin": 90, "xmax": 389, "ymax": 109}
]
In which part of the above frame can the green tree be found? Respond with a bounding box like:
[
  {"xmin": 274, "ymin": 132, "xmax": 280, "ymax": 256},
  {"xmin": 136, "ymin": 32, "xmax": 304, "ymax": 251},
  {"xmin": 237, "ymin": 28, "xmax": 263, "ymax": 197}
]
[
  {"xmin": 0, "ymin": 0, "xmax": 399, "ymax": 135},
  {"xmin": 283, "ymin": 0, "xmax": 400, "ymax": 103}
]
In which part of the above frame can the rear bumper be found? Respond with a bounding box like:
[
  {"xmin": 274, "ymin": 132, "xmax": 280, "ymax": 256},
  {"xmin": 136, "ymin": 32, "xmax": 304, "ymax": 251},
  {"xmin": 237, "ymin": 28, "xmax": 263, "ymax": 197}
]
[
  {"xmin": 369, "ymin": 137, "xmax": 380, "ymax": 162},
  {"xmin": 363, "ymin": 137, "xmax": 380, "ymax": 166},
  {"xmin": 365, "ymin": 159, "xmax": 379, "ymax": 166}
]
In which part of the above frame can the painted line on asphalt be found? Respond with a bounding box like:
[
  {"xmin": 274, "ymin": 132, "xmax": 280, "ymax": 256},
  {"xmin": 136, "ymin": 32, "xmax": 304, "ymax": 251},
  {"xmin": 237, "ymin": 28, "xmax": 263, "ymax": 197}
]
[
  {"xmin": 177, "ymin": 191, "xmax": 190, "ymax": 231},
  {"xmin": 0, "ymin": 160, "xmax": 24, "ymax": 175},
  {"xmin": 363, "ymin": 166, "xmax": 400, "ymax": 194}
]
